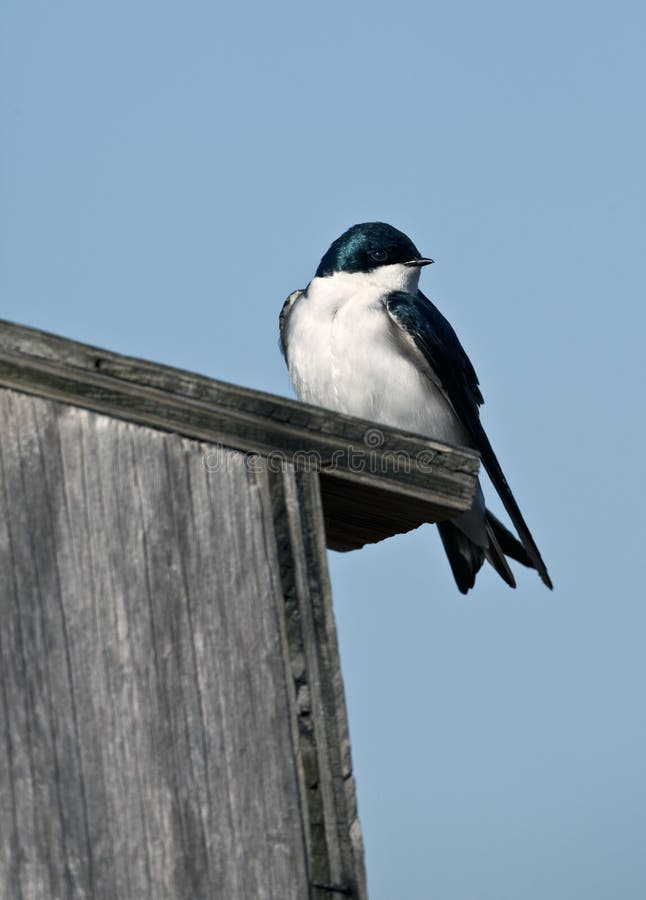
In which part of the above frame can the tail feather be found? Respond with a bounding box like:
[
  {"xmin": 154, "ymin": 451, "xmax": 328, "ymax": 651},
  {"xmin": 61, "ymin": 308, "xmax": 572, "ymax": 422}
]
[
  {"xmin": 438, "ymin": 509, "xmax": 541, "ymax": 593},
  {"xmin": 486, "ymin": 511, "xmax": 533, "ymax": 567},
  {"xmin": 437, "ymin": 520, "xmax": 485, "ymax": 594},
  {"xmin": 472, "ymin": 427, "xmax": 553, "ymax": 588},
  {"xmin": 484, "ymin": 518, "xmax": 516, "ymax": 588}
]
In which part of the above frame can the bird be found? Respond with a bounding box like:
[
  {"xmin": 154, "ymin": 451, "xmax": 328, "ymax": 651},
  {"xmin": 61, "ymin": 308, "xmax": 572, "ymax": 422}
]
[{"xmin": 279, "ymin": 221, "xmax": 552, "ymax": 593}]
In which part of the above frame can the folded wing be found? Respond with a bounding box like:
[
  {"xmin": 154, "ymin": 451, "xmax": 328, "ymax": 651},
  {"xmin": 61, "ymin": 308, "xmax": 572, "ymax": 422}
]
[{"xmin": 386, "ymin": 289, "xmax": 552, "ymax": 589}]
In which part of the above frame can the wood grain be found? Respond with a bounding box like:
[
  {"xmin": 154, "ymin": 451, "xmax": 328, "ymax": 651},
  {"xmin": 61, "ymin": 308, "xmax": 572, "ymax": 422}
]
[
  {"xmin": 0, "ymin": 319, "xmax": 481, "ymax": 898},
  {"xmin": 0, "ymin": 389, "xmax": 360, "ymax": 898},
  {"xmin": 0, "ymin": 320, "xmax": 479, "ymax": 550},
  {"xmin": 267, "ymin": 469, "xmax": 366, "ymax": 899}
]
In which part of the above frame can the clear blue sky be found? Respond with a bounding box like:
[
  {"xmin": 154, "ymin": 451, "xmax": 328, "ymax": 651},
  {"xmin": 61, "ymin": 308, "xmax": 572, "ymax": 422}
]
[{"xmin": 2, "ymin": 2, "xmax": 645, "ymax": 897}]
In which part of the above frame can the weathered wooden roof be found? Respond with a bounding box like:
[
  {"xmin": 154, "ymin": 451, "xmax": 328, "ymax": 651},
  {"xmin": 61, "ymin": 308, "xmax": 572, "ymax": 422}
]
[{"xmin": 0, "ymin": 319, "xmax": 479, "ymax": 550}]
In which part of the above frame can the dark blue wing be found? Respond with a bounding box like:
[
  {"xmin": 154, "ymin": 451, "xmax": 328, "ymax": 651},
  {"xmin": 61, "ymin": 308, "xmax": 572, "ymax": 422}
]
[{"xmin": 386, "ymin": 290, "xmax": 552, "ymax": 589}]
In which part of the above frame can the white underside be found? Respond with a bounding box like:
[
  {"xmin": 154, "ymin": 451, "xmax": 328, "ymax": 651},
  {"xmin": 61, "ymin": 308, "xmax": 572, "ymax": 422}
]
[
  {"xmin": 286, "ymin": 266, "xmax": 470, "ymax": 446},
  {"xmin": 285, "ymin": 266, "xmax": 487, "ymax": 546}
]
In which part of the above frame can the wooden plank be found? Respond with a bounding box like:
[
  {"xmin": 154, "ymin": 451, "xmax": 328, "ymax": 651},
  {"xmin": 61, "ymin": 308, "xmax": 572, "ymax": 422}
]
[
  {"xmin": 266, "ymin": 468, "xmax": 366, "ymax": 900},
  {"xmin": 0, "ymin": 320, "xmax": 479, "ymax": 550},
  {"xmin": 0, "ymin": 389, "xmax": 331, "ymax": 899},
  {"xmin": 319, "ymin": 470, "xmax": 467, "ymax": 551}
]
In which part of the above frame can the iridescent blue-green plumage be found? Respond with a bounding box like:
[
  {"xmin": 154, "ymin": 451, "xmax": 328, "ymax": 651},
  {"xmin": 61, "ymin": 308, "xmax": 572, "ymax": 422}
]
[
  {"xmin": 386, "ymin": 289, "xmax": 552, "ymax": 590},
  {"xmin": 316, "ymin": 222, "xmax": 424, "ymax": 277}
]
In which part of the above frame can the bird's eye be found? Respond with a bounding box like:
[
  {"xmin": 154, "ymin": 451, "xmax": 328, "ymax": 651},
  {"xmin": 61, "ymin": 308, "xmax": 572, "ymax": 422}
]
[{"xmin": 369, "ymin": 248, "xmax": 388, "ymax": 262}]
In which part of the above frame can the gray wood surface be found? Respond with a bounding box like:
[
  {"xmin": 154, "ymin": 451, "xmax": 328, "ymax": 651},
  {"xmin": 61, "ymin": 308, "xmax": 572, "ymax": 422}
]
[
  {"xmin": 0, "ymin": 389, "xmax": 363, "ymax": 899},
  {"xmin": 0, "ymin": 320, "xmax": 478, "ymax": 550},
  {"xmin": 0, "ymin": 319, "xmax": 481, "ymax": 899},
  {"xmin": 268, "ymin": 468, "xmax": 365, "ymax": 898}
]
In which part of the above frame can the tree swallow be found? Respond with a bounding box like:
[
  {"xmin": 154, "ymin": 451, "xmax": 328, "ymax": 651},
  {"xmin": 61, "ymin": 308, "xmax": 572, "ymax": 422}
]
[{"xmin": 280, "ymin": 222, "xmax": 552, "ymax": 593}]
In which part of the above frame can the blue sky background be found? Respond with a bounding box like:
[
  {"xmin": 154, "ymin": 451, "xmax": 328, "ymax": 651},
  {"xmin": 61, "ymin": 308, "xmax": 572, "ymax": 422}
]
[{"xmin": 2, "ymin": 2, "xmax": 645, "ymax": 897}]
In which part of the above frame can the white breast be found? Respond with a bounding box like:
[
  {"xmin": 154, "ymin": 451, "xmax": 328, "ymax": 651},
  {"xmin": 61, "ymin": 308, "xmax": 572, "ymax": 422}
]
[{"xmin": 285, "ymin": 267, "xmax": 470, "ymax": 447}]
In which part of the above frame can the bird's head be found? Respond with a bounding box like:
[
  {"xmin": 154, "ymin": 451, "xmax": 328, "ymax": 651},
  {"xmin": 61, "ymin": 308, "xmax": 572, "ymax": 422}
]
[{"xmin": 315, "ymin": 222, "xmax": 433, "ymax": 291}]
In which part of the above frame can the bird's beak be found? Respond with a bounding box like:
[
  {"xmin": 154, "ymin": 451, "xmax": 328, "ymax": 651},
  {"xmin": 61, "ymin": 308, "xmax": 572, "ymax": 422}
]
[{"xmin": 404, "ymin": 257, "xmax": 434, "ymax": 267}]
